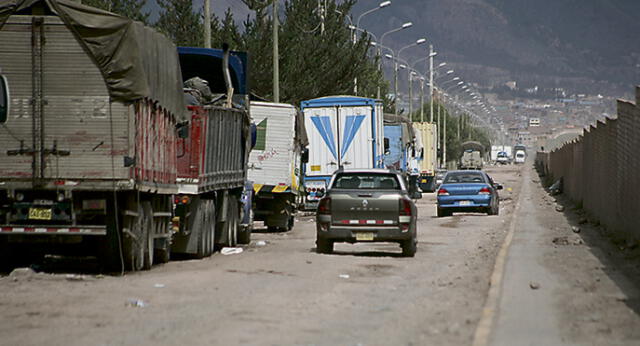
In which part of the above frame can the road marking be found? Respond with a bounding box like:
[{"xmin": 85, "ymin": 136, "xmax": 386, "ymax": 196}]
[{"xmin": 472, "ymin": 169, "xmax": 526, "ymax": 346}]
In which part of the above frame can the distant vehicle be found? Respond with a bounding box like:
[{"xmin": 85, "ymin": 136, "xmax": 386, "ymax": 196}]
[
  {"xmin": 529, "ymin": 118, "xmax": 540, "ymax": 127},
  {"xmin": 490, "ymin": 145, "xmax": 512, "ymax": 162},
  {"xmin": 514, "ymin": 151, "xmax": 526, "ymax": 164},
  {"xmin": 436, "ymin": 170, "xmax": 503, "ymax": 217},
  {"xmin": 496, "ymin": 151, "xmax": 510, "ymax": 165},
  {"xmin": 414, "ymin": 122, "xmax": 438, "ymax": 192},
  {"xmin": 459, "ymin": 141, "xmax": 485, "ymax": 170},
  {"xmin": 315, "ymin": 169, "xmax": 418, "ymax": 257}
]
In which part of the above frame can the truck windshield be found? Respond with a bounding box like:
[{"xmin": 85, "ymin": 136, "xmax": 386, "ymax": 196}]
[{"xmin": 332, "ymin": 173, "xmax": 400, "ymax": 190}]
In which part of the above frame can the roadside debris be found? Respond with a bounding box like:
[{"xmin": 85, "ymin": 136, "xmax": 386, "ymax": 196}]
[
  {"xmin": 65, "ymin": 274, "xmax": 88, "ymax": 281},
  {"xmin": 572, "ymin": 226, "xmax": 581, "ymax": 233},
  {"xmin": 529, "ymin": 281, "xmax": 541, "ymax": 290},
  {"xmin": 154, "ymin": 283, "xmax": 165, "ymax": 288},
  {"xmin": 555, "ymin": 205, "xmax": 565, "ymax": 212},
  {"xmin": 578, "ymin": 218, "xmax": 588, "ymax": 224},
  {"xmin": 339, "ymin": 274, "xmax": 350, "ymax": 279},
  {"xmin": 549, "ymin": 179, "xmax": 563, "ymax": 195},
  {"xmin": 9, "ymin": 267, "xmax": 38, "ymax": 281},
  {"xmin": 552, "ymin": 237, "xmax": 570, "ymax": 246},
  {"xmin": 255, "ymin": 240, "xmax": 267, "ymax": 247},
  {"xmin": 125, "ymin": 299, "xmax": 147, "ymax": 308},
  {"xmin": 221, "ymin": 247, "xmax": 243, "ymax": 255}
]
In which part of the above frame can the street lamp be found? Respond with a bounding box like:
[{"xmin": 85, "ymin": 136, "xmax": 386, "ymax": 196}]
[
  {"xmin": 380, "ymin": 22, "xmax": 413, "ymax": 45},
  {"xmin": 357, "ymin": 1, "xmax": 392, "ymax": 27},
  {"xmin": 394, "ymin": 38, "xmax": 426, "ymax": 115}
]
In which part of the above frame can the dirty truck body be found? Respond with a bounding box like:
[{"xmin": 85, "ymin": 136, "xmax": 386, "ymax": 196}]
[
  {"xmin": 301, "ymin": 96, "xmax": 384, "ymax": 209},
  {"xmin": 459, "ymin": 141, "xmax": 485, "ymax": 170},
  {"xmin": 247, "ymin": 101, "xmax": 307, "ymax": 230},
  {"xmin": 0, "ymin": 1, "xmax": 249, "ymax": 270}
]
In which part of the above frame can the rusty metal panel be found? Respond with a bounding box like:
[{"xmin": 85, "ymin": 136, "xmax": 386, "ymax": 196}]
[{"xmin": 0, "ymin": 16, "xmax": 131, "ymax": 182}]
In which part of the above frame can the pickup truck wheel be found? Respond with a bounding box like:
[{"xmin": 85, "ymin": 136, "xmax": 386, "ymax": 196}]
[
  {"xmin": 401, "ymin": 239, "xmax": 417, "ymax": 257},
  {"xmin": 316, "ymin": 239, "xmax": 333, "ymax": 254}
]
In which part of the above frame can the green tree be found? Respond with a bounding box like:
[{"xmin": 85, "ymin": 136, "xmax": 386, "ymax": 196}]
[
  {"xmin": 155, "ymin": 0, "xmax": 203, "ymax": 47},
  {"xmin": 211, "ymin": 8, "xmax": 242, "ymax": 49},
  {"xmin": 82, "ymin": 0, "xmax": 150, "ymax": 24}
]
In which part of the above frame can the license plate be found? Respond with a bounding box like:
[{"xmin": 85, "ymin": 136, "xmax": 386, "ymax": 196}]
[
  {"xmin": 421, "ymin": 179, "xmax": 427, "ymax": 183},
  {"xmin": 458, "ymin": 201, "xmax": 472, "ymax": 206},
  {"xmin": 355, "ymin": 232, "xmax": 374, "ymax": 241},
  {"xmin": 29, "ymin": 208, "xmax": 52, "ymax": 220}
]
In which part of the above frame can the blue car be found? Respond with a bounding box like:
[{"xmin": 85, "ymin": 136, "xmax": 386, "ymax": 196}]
[{"xmin": 436, "ymin": 170, "xmax": 503, "ymax": 217}]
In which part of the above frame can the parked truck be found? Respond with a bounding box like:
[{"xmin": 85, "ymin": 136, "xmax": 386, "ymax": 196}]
[
  {"xmin": 247, "ymin": 101, "xmax": 308, "ymax": 231},
  {"xmin": 301, "ymin": 96, "xmax": 384, "ymax": 208},
  {"xmin": 414, "ymin": 122, "xmax": 438, "ymax": 192},
  {"xmin": 382, "ymin": 113, "xmax": 421, "ymax": 198},
  {"xmin": 0, "ymin": 1, "xmax": 250, "ymax": 270}
]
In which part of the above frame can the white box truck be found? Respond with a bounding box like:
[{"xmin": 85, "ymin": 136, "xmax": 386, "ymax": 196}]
[
  {"xmin": 247, "ymin": 101, "xmax": 307, "ymax": 230},
  {"xmin": 301, "ymin": 96, "xmax": 384, "ymax": 208}
]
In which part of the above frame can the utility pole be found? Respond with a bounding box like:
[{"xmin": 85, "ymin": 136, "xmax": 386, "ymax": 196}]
[
  {"xmin": 429, "ymin": 44, "xmax": 434, "ymax": 123},
  {"xmin": 394, "ymin": 61, "xmax": 399, "ymax": 115},
  {"xmin": 443, "ymin": 102, "xmax": 447, "ymax": 166},
  {"xmin": 376, "ymin": 45, "xmax": 382, "ymax": 100},
  {"xmin": 408, "ymin": 72, "xmax": 413, "ymax": 119},
  {"xmin": 353, "ymin": 27, "xmax": 357, "ymax": 95},
  {"xmin": 204, "ymin": 0, "xmax": 211, "ymax": 48},
  {"xmin": 420, "ymin": 78, "xmax": 424, "ymax": 122},
  {"xmin": 273, "ymin": 0, "xmax": 279, "ymax": 103}
]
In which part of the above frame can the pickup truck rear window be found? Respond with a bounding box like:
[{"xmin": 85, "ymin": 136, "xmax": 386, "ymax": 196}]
[{"xmin": 332, "ymin": 173, "xmax": 400, "ymax": 190}]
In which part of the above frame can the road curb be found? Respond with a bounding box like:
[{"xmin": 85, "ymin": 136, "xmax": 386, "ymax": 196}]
[{"xmin": 471, "ymin": 167, "xmax": 527, "ymax": 346}]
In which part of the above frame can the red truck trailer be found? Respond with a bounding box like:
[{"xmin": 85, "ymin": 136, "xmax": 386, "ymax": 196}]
[{"xmin": 0, "ymin": 0, "xmax": 250, "ymax": 271}]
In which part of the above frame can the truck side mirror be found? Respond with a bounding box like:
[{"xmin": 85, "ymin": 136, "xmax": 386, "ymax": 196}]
[
  {"xmin": 0, "ymin": 74, "xmax": 9, "ymax": 124},
  {"xmin": 384, "ymin": 138, "xmax": 390, "ymax": 155},
  {"xmin": 301, "ymin": 148, "xmax": 309, "ymax": 164}
]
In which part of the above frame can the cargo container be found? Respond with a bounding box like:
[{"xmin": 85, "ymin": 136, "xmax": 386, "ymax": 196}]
[
  {"xmin": 414, "ymin": 122, "xmax": 438, "ymax": 191},
  {"xmin": 301, "ymin": 96, "xmax": 384, "ymax": 208}
]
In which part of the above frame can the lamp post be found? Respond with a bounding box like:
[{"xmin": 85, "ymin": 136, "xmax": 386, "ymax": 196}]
[
  {"xmin": 394, "ymin": 38, "xmax": 426, "ymax": 115},
  {"xmin": 352, "ymin": 1, "xmax": 392, "ymax": 95}
]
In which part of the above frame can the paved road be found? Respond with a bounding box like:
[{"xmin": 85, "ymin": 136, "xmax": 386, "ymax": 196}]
[{"xmin": 1, "ymin": 164, "xmax": 639, "ymax": 346}]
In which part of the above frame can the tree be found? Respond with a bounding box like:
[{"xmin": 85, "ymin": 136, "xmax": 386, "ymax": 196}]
[
  {"xmin": 155, "ymin": 0, "xmax": 203, "ymax": 47},
  {"xmin": 212, "ymin": 8, "xmax": 242, "ymax": 49},
  {"xmin": 82, "ymin": 0, "xmax": 150, "ymax": 24}
]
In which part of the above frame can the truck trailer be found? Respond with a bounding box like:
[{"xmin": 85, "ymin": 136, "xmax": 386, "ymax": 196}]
[
  {"xmin": 0, "ymin": 0, "xmax": 250, "ymax": 270},
  {"xmin": 301, "ymin": 96, "xmax": 384, "ymax": 208},
  {"xmin": 247, "ymin": 101, "xmax": 308, "ymax": 231},
  {"xmin": 414, "ymin": 122, "xmax": 438, "ymax": 192}
]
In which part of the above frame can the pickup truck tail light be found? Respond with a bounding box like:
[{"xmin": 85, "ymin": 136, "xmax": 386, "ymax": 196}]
[
  {"xmin": 317, "ymin": 197, "xmax": 331, "ymax": 215},
  {"xmin": 437, "ymin": 188, "xmax": 449, "ymax": 196},
  {"xmin": 478, "ymin": 187, "xmax": 491, "ymax": 195},
  {"xmin": 399, "ymin": 198, "xmax": 412, "ymax": 217}
]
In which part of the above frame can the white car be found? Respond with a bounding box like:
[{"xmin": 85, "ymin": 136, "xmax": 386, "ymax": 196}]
[{"xmin": 514, "ymin": 151, "xmax": 526, "ymax": 164}]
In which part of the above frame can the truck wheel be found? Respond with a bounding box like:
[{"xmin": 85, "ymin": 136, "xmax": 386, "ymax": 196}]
[
  {"xmin": 142, "ymin": 202, "xmax": 154, "ymax": 270},
  {"xmin": 316, "ymin": 239, "xmax": 333, "ymax": 254},
  {"xmin": 401, "ymin": 239, "xmax": 417, "ymax": 257},
  {"xmin": 123, "ymin": 203, "xmax": 145, "ymax": 271},
  {"xmin": 237, "ymin": 203, "xmax": 252, "ymax": 245},
  {"xmin": 226, "ymin": 196, "xmax": 238, "ymax": 247},
  {"xmin": 155, "ymin": 238, "xmax": 171, "ymax": 264},
  {"xmin": 437, "ymin": 207, "xmax": 446, "ymax": 217}
]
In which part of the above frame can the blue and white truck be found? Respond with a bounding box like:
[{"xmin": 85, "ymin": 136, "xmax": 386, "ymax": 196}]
[
  {"xmin": 382, "ymin": 114, "xmax": 422, "ymax": 199},
  {"xmin": 301, "ymin": 96, "xmax": 384, "ymax": 208}
]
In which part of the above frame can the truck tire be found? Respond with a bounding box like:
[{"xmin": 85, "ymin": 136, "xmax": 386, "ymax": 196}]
[
  {"xmin": 237, "ymin": 203, "xmax": 252, "ymax": 245},
  {"xmin": 142, "ymin": 202, "xmax": 154, "ymax": 270},
  {"xmin": 401, "ymin": 239, "xmax": 417, "ymax": 257},
  {"xmin": 287, "ymin": 215, "xmax": 295, "ymax": 231},
  {"xmin": 123, "ymin": 202, "xmax": 145, "ymax": 271}
]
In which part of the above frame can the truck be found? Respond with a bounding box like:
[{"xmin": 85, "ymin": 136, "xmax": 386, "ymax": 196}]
[
  {"xmin": 247, "ymin": 101, "xmax": 308, "ymax": 231},
  {"xmin": 459, "ymin": 141, "xmax": 485, "ymax": 170},
  {"xmin": 490, "ymin": 145, "xmax": 512, "ymax": 163},
  {"xmin": 0, "ymin": 1, "xmax": 250, "ymax": 270},
  {"xmin": 513, "ymin": 144, "xmax": 526, "ymax": 164},
  {"xmin": 301, "ymin": 96, "xmax": 384, "ymax": 208},
  {"xmin": 414, "ymin": 122, "xmax": 438, "ymax": 192},
  {"xmin": 382, "ymin": 113, "xmax": 421, "ymax": 198}
]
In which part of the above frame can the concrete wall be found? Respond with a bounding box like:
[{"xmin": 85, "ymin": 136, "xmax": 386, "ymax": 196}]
[{"xmin": 536, "ymin": 86, "xmax": 640, "ymax": 242}]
